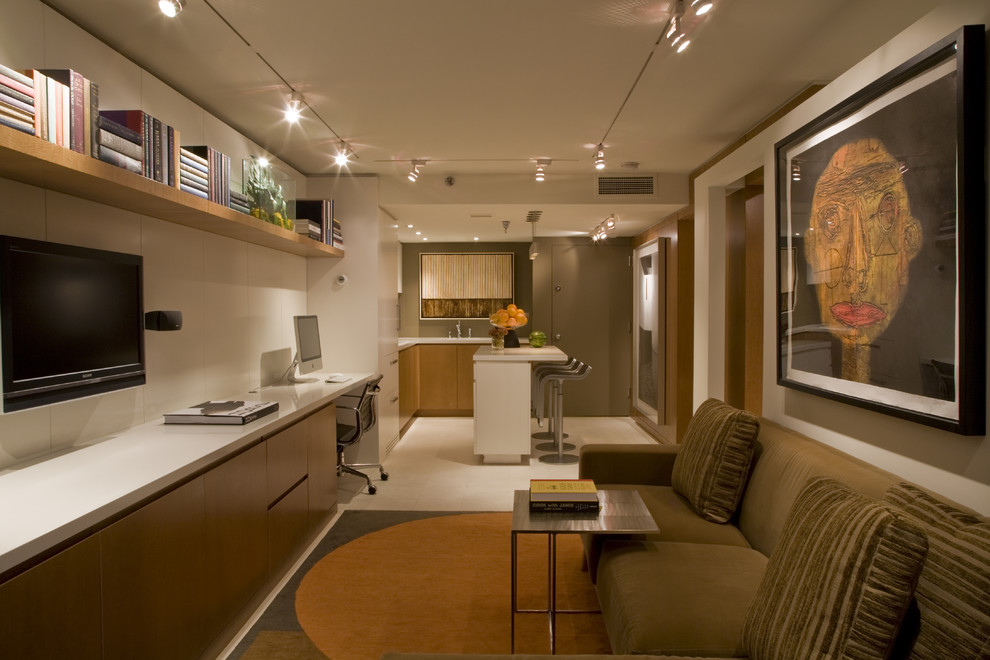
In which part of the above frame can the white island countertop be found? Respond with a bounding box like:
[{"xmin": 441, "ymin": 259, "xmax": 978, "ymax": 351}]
[
  {"xmin": 0, "ymin": 373, "xmax": 373, "ymax": 577},
  {"xmin": 473, "ymin": 345, "xmax": 567, "ymax": 361}
]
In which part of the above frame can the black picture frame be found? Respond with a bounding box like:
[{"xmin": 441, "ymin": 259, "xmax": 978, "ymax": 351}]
[{"xmin": 774, "ymin": 25, "xmax": 986, "ymax": 435}]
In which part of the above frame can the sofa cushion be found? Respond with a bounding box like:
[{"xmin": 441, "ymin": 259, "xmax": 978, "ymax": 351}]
[
  {"xmin": 596, "ymin": 540, "xmax": 767, "ymax": 656},
  {"xmin": 671, "ymin": 398, "xmax": 760, "ymax": 523},
  {"xmin": 582, "ymin": 485, "xmax": 750, "ymax": 584},
  {"xmin": 742, "ymin": 477, "xmax": 928, "ymax": 660},
  {"xmin": 884, "ymin": 482, "xmax": 990, "ymax": 659}
]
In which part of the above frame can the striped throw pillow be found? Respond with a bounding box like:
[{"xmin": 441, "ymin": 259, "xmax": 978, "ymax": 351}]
[
  {"xmin": 742, "ymin": 477, "xmax": 928, "ymax": 660},
  {"xmin": 885, "ymin": 483, "xmax": 990, "ymax": 659},
  {"xmin": 671, "ymin": 398, "xmax": 759, "ymax": 523}
]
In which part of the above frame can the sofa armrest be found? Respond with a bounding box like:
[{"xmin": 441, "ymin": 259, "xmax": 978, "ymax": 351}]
[{"xmin": 579, "ymin": 443, "xmax": 679, "ymax": 487}]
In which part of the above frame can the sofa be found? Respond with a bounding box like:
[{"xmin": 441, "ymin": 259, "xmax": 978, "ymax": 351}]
[{"xmin": 384, "ymin": 399, "xmax": 990, "ymax": 660}]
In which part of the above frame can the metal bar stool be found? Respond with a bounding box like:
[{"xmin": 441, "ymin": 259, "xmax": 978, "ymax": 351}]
[
  {"xmin": 532, "ymin": 358, "xmax": 577, "ymax": 448},
  {"xmin": 538, "ymin": 361, "xmax": 591, "ymax": 464}
]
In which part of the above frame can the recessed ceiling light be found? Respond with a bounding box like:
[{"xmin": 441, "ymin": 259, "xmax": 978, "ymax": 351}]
[{"xmin": 158, "ymin": 0, "xmax": 185, "ymax": 17}]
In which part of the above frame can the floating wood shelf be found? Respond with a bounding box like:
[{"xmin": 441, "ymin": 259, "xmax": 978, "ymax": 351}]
[{"xmin": 0, "ymin": 125, "xmax": 343, "ymax": 258}]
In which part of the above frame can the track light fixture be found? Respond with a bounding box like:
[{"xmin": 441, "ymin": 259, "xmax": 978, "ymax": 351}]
[
  {"xmin": 535, "ymin": 158, "xmax": 551, "ymax": 183},
  {"xmin": 408, "ymin": 160, "xmax": 426, "ymax": 182},
  {"xmin": 158, "ymin": 0, "xmax": 185, "ymax": 17},
  {"xmin": 334, "ymin": 143, "xmax": 351, "ymax": 167},
  {"xmin": 284, "ymin": 91, "xmax": 303, "ymax": 123},
  {"xmin": 590, "ymin": 214, "xmax": 618, "ymax": 242},
  {"xmin": 594, "ymin": 145, "xmax": 606, "ymax": 170}
]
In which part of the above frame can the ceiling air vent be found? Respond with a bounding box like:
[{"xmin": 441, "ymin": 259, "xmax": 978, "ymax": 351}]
[{"xmin": 595, "ymin": 174, "xmax": 657, "ymax": 197}]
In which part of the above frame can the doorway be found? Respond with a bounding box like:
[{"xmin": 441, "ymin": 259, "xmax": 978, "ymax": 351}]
[{"xmin": 633, "ymin": 238, "xmax": 667, "ymax": 425}]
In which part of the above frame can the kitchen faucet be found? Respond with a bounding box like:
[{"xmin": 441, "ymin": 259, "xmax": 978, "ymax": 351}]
[{"xmin": 456, "ymin": 320, "xmax": 462, "ymax": 338}]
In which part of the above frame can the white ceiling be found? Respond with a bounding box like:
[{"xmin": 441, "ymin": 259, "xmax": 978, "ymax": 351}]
[{"xmin": 43, "ymin": 0, "xmax": 942, "ymax": 242}]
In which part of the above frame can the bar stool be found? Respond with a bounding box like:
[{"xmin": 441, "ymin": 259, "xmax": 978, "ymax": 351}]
[
  {"xmin": 532, "ymin": 358, "xmax": 577, "ymax": 450},
  {"xmin": 538, "ymin": 361, "xmax": 592, "ymax": 465}
]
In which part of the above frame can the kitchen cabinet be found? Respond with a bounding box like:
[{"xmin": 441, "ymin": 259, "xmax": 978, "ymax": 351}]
[
  {"xmin": 308, "ymin": 403, "xmax": 338, "ymax": 529},
  {"xmin": 399, "ymin": 345, "xmax": 420, "ymax": 429},
  {"xmin": 417, "ymin": 343, "xmax": 477, "ymax": 414}
]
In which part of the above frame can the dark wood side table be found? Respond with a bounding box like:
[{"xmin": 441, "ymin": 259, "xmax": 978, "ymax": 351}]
[{"xmin": 510, "ymin": 488, "xmax": 659, "ymax": 653}]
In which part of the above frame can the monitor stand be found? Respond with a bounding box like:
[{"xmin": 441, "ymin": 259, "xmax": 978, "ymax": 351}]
[{"xmin": 286, "ymin": 357, "xmax": 319, "ymax": 384}]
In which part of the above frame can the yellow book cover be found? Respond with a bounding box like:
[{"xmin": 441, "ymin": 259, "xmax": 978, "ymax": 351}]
[{"xmin": 529, "ymin": 479, "xmax": 599, "ymax": 502}]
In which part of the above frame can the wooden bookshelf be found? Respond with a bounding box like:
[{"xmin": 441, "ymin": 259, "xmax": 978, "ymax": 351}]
[{"xmin": 0, "ymin": 125, "xmax": 343, "ymax": 258}]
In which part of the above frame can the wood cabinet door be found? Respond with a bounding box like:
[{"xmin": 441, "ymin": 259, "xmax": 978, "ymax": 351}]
[
  {"xmin": 456, "ymin": 344, "xmax": 479, "ymax": 411},
  {"xmin": 102, "ymin": 477, "xmax": 211, "ymax": 660},
  {"xmin": 0, "ymin": 535, "xmax": 102, "ymax": 659},
  {"xmin": 418, "ymin": 344, "xmax": 458, "ymax": 410},
  {"xmin": 204, "ymin": 441, "xmax": 269, "ymax": 635},
  {"xmin": 267, "ymin": 420, "xmax": 308, "ymax": 504},
  {"xmin": 308, "ymin": 403, "xmax": 338, "ymax": 528}
]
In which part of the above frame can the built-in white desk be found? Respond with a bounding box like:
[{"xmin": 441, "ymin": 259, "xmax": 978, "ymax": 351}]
[
  {"xmin": 0, "ymin": 372, "xmax": 373, "ymax": 578},
  {"xmin": 473, "ymin": 346, "xmax": 568, "ymax": 463}
]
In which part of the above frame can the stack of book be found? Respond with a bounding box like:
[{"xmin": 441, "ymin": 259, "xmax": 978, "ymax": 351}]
[
  {"xmin": 178, "ymin": 146, "xmax": 209, "ymax": 200},
  {"xmin": 294, "ymin": 199, "xmax": 332, "ymax": 243},
  {"xmin": 331, "ymin": 217, "xmax": 344, "ymax": 249},
  {"xmin": 183, "ymin": 145, "xmax": 230, "ymax": 206},
  {"xmin": 529, "ymin": 478, "xmax": 601, "ymax": 512},
  {"xmin": 0, "ymin": 63, "xmax": 36, "ymax": 136},
  {"xmin": 99, "ymin": 110, "xmax": 179, "ymax": 186},
  {"xmin": 229, "ymin": 189, "xmax": 250, "ymax": 215},
  {"xmin": 98, "ymin": 113, "xmax": 143, "ymax": 175}
]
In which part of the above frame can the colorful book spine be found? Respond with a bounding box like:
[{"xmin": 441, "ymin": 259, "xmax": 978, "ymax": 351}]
[
  {"xmin": 39, "ymin": 69, "xmax": 86, "ymax": 154},
  {"xmin": 99, "ymin": 128, "xmax": 143, "ymax": 161},
  {"xmin": 98, "ymin": 146, "xmax": 142, "ymax": 174}
]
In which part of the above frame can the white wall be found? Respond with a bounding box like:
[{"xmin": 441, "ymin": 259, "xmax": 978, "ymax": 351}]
[
  {"xmin": 694, "ymin": 1, "xmax": 990, "ymax": 513},
  {"xmin": 0, "ymin": 0, "xmax": 312, "ymax": 468}
]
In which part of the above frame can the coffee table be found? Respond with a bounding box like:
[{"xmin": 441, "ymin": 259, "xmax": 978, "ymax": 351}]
[{"xmin": 510, "ymin": 488, "xmax": 659, "ymax": 653}]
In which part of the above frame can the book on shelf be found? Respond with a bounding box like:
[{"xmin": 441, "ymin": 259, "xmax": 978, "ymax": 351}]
[
  {"xmin": 100, "ymin": 109, "xmax": 179, "ymax": 187},
  {"xmin": 179, "ymin": 183, "xmax": 209, "ymax": 200},
  {"xmin": 98, "ymin": 127, "xmax": 142, "ymax": 161},
  {"xmin": 0, "ymin": 62, "xmax": 34, "ymax": 96},
  {"xmin": 0, "ymin": 112, "xmax": 34, "ymax": 135},
  {"xmin": 39, "ymin": 69, "xmax": 89, "ymax": 155},
  {"xmin": 164, "ymin": 400, "xmax": 279, "ymax": 425},
  {"xmin": 0, "ymin": 89, "xmax": 33, "ymax": 115},
  {"xmin": 295, "ymin": 199, "xmax": 333, "ymax": 243},
  {"xmin": 98, "ymin": 145, "xmax": 142, "ymax": 175},
  {"xmin": 183, "ymin": 145, "xmax": 230, "ymax": 206},
  {"xmin": 529, "ymin": 478, "xmax": 600, "ymax": 512}
]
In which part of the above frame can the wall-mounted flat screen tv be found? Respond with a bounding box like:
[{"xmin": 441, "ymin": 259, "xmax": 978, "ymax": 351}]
[{"xmin": 0, "ymin": 235, "xmax": 146, "ymax": 413}]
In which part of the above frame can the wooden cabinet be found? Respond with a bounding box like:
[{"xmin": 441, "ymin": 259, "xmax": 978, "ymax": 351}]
[
  {"xmin": 0, "ymin": 535, "xmax": 102, "ymax": 660},
  {"xmin": 419, "ymin": 344, "xmax": 459, "ymax": 411},
  {"xmin": 417, "ymin": 343, "xmax": 479, "ymax": 414},
  {"xmin": 0, "ymin": 124, "xmax": 341, "ymax": 259},
  {"xmin": 308, "ymin": 403, "xmax": 338, "ymax": 529},
  {"xmin": 399, "ymin": 345, "xmax": 420, "ymax": 428},
  {"xmin": 268, "ymin": 479, "xmax": 310, "ymax": 574},
  {"xmin": 101, "ymin": 477, "xmax": 212, "ymax": 660},
  {"xmin": 456, "ymin": 344, "xmax": 478, "ymax": 410},
  {"xmin": 267, "ymin": 421, "xmax": 308, "ymax": 504},
  {"xmin": 204, "ymin": 442, "xmax": 269, "ymax": 636}
]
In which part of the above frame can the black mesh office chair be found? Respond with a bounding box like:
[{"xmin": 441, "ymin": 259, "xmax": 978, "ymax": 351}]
[{"xmin": 336, "ymin": 374, "xmax": 389, "ymax": 494}]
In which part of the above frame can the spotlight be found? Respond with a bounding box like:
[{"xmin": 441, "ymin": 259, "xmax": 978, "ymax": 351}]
[
  {"xmin": 408, "ymin": 160, "xmax": 426, "ymax": 182},
  {"xmin": 692, "ymin": 0, "xmax": 713, "ymax": 15},
  {"xmin": 677, "ymin": 39, "xmax": 691, "ymax": 53},
  {"xmin": 284, "ymin": 92, "xmax": 303, "ymax": 123},
  {"xmin": 334, "ymin": 144, "xmax": 351, "ymax": 167},
  {"xmin": 605, "ymin": 214, "xmax": 617, "ymax": 230},
  {"xmin": 594, "ymin": 145, "xmax": 605, "ymax": 170},
  {"xmin": 535, "ymin": 158, "xmax": 550, "ymax": 183},
  {"xmin": 158, "ymin": 0, "xmax": 185, "ymax": 17}
]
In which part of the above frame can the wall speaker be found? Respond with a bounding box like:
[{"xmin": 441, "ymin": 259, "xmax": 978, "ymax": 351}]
[{"xmin": 145, "ymin": 310, "xmax": 183, "ymax": 331}]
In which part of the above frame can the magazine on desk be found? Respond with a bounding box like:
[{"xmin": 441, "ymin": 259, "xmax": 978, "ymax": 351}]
[{"xmin": 164, "ymin": 400, "xmax": 279, "ymax": 425}]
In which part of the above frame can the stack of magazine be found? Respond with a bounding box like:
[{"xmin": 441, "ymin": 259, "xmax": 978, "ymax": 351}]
[
  {"xmin": 164, "ymin": 400, "xmax": 278, "ymax": 425},
  {"xmin": 529, "ymin": 478, "xmax": 600, "ymax": 512}
]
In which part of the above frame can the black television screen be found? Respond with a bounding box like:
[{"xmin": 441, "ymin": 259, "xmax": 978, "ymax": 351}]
[{"xmin": 1, "ymin": 235, "xmax": 145, "ymax": 412}]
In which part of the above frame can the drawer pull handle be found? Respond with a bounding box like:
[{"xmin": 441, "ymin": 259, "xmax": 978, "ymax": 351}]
[
  {"xmin": 390, "ymin": 396, "xmax": 399, "ymax": 404},
  {"xmin": 389, "ymin": 358, "xmax": 399, "ymax": 365}
]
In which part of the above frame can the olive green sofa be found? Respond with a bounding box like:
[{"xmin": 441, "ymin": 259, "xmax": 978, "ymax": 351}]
[{"xmin": 383, "ymin": 400, "xmax": 989, "ymax": 659}]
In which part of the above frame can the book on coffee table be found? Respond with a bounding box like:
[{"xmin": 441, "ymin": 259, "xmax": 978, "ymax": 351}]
[{"xmin": 529, "ymin": 478, "xmax": 600, "ymax": 512}]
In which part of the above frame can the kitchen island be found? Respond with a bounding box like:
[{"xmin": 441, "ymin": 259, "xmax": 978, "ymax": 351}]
[{"xmin": 473, "ymin": 345, "xmax": 568, "ymax": 463}]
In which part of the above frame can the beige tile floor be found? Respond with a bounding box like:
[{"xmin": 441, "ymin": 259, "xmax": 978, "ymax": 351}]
[
  {"xmin": 336, "ymin": 415, "xmax": 658, "ymax": 512},
  {"xmin": 221, "ymin": 415, "xmax": 657, "ymax": 658}
]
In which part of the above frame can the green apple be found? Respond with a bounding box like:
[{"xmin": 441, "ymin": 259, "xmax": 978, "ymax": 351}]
[{"xmin": 529, "ymin": 330, "xmax": 547, "ymax": 348}]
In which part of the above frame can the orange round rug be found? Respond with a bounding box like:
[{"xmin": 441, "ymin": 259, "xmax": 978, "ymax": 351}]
[{"xmin": 295, "ymin": 512, "xmax": 609, "ymax": 659}]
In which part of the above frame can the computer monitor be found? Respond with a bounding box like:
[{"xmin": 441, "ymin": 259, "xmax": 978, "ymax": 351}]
[{"xmin": 290, "ymin": 315, "xmax": 323, "ymax": 383}]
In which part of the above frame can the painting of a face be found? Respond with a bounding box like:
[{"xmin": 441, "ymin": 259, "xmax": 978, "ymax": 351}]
[{"xmin": 805, "ymin": 139, "xmax": 923, "ymax": 365}]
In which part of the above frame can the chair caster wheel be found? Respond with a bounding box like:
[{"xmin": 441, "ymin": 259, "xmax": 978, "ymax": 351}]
[
  {"xmin": 368, "ymin": 484, "xmax": 377, "ymax": 494},
  {"xmin": 381, "ymin": 472, "xmax": 389, "ymax": 481}
]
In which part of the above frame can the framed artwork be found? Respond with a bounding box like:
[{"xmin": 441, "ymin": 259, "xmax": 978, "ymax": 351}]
[
  {"xmin": 420, "ymin": 252, "xmax": 514, "ymax": 319},
  {"xmin": 775, "ymin": 25, "xmax": 986, "ymax": 435}
]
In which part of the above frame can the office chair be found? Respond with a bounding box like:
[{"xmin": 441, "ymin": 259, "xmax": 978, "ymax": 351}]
[{"xmin": 336, "ymin": 374, "xmax": 389, "ymax": 494}]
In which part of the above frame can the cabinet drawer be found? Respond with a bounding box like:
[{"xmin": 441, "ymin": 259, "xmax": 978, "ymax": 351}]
[
  {"xmin": 268, "ymin": 478, "xmax": 310, "ymax": 574},
  {"xmin": 267, "ymin": 421, "xmax": 308, "ymax": 503}
]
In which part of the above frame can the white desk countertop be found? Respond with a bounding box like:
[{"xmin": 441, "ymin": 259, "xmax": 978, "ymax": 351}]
[
  {"xmin": 0, "ymin": 372, "xmax": 373, "ymax": 576},
  {"xmin": 473, "ymin": 345, "xmax": 567, "ymax": 362}
]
